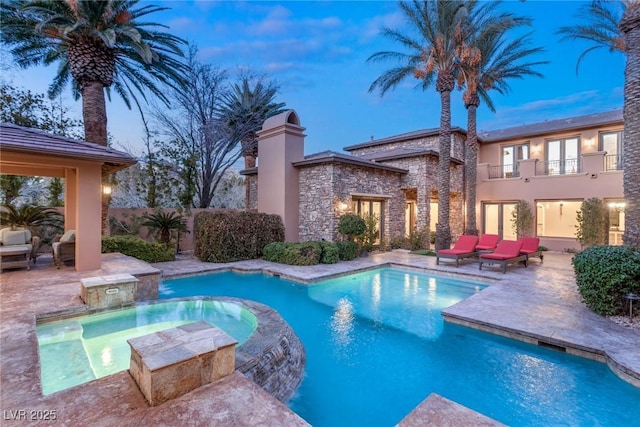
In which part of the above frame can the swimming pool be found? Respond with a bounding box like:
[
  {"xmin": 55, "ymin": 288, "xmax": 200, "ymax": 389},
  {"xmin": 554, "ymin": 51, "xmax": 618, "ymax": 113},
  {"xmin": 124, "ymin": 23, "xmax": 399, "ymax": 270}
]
[
  {"xmin": 36, "ymin": 300, "xmax": 257, "ymax": 395},
  {"xmin": 161, "ymin": 267, "xmax": 640, "ymax": 426}
]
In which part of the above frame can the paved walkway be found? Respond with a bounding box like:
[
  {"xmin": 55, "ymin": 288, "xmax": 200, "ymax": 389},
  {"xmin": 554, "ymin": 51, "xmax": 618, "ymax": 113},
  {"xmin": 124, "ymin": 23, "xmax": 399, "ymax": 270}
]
[{"xmin": 1, "ymin": 250, "xmax": 639, "ymax": 426}]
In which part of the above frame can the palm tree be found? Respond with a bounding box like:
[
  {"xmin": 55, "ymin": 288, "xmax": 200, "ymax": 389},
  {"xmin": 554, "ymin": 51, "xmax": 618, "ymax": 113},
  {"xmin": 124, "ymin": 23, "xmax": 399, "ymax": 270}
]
[
  {"xmin": 620, "ymin": 1, "xmax": 640, "ymax": 247},
  {"xmin": 368, "ymin": 0, "xmax": 473, "ymax": 250},
  {"xmin": 218, "ymin": 75, "xmax": 286, "ymax": 208},
  {"xmin": 219, "ymin": 76, "xmax": 287, "ymax": 170},
  {"xmin": 458, "ymin": 14, "xmax": 546, "ymax": 235},
  {"xmin": 141, "ymin": 210, "xmax": 188, "ymax": 246},
  {"xmin": 0, "ymin": 203, "xmax": 63, "ymax": 232},
  {"xmin": 557, "ymin": 0, "xmax": 626, "ymax": 74},
  {"xmin": 0, "ymin": 0, "xmax": 186, "ymax": 233},
  {"xmin": 558, "ymin": 0, "xmax": 640, "ymax": 247}
]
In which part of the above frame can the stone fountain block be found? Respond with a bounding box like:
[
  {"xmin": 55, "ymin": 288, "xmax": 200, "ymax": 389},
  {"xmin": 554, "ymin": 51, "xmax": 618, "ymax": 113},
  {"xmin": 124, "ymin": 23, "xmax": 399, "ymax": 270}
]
[
  {"xmin": 80, "ymin": 274, "xmax": 138, "ymax": 309},
  {"xmin": 127, "ymin": 321, "xmax": 237, "ymax": 406}
]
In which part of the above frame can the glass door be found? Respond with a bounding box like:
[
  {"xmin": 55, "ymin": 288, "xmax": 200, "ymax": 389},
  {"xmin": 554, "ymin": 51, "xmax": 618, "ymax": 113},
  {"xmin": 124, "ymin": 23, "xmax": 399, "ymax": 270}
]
[{"xmin": 483, "ymin": 202, "xmax": 517, "ymax": 240}]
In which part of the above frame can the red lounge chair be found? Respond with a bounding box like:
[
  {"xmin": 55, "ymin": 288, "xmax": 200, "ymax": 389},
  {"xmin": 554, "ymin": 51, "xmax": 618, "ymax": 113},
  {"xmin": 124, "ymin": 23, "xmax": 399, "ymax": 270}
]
[
  {"xmin": 475, "ymin": 234, "xmax": 500, "ymax": 252},
  {"xmin": 436, "ymin": 235, "xmax": 479, "ymax": 267},
  {"xmin": 519, "ymin": 237, "xmax": 543, "ymax": 263},
  {"xmin": 478, "ymin": 239, "xmax": 527, "ymax": 273}
]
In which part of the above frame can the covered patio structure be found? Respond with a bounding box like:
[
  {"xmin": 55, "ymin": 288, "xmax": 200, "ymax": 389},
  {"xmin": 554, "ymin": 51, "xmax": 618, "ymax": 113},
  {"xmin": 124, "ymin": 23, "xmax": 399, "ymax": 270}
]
[{"xmin": 0, "ymin": 123, "xmax": 136, "ymax": 271}]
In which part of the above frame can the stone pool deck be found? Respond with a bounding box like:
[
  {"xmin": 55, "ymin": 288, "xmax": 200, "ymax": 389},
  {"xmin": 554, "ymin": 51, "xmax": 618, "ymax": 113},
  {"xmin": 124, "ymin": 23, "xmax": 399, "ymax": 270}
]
[{"xmin": 1, "ymin": 250, "xmax": 639, "ymax": 425}]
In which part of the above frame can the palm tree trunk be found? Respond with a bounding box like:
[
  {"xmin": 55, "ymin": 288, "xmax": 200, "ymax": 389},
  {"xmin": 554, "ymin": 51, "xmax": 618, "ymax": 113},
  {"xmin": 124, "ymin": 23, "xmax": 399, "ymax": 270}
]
[
  {"xmin": 464, "ymin": 104, "xmax": 479, "ymax": 236},
  {"xmin": 81, "ymin": 81, "xmax": 111, "ymax": 235},
  {"xmin": 621, "ymin": 4, "xmax": 640, "ymax": 247},
  {"xmin": 82, "ymin": 81, "xmax": 108, "ymax": 146},
  {"xmin": 436, "ymin": 88, "xmax": 452, "ymax": 251}
]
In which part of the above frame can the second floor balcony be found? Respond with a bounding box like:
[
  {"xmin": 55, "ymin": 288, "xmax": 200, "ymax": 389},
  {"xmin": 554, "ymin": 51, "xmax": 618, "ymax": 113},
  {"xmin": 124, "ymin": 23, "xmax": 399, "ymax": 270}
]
[{"xmin": 483, "ymin": 152, "xmax": 623, "ymax": 180}]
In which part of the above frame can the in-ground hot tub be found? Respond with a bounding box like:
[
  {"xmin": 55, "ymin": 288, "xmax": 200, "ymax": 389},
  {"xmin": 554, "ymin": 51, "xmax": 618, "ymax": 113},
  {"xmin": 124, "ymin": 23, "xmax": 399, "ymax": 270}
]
[{"xmin": 36, "ymin": 297, "xmax": 306, "ymax": 401}]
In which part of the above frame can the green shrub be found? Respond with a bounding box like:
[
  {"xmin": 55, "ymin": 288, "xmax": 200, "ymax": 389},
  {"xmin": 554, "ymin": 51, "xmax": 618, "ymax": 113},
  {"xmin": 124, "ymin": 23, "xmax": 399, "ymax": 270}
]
[
  {"xmin": 429, "ymin": 231, "xmax": 436, "ymax": 245},
  {"xmin": 263, "ymin": 241, "xmax": 339, "ymax": 265},
  {"xmin": 102, "ymin": 235, "xmax": 174, "ymax": 262},
  {"xmin": 338, "ymin": 214, "xmax": 366, "ymax": 240},
  {"xmin": 194, "ymin": 211, "xmax": 284, "ymax": 262},
  {"xmin": 262, "ymin": 242, "xmax": 287, "ymax": 261},
  {"xmin": 320, "ymin": 241, "xmax": 339, "ymax": 264},
  {"xmin": 572, "ymin": 245, "xmax": 640, "ymax": 315},
  {"xmin": 576, "ymin": 198, "xmax": 607, "ymax": 248},
  {"xmin": 357, "ymin": 214, "xmax": 379, "ymax": 252},
  {"xmin": 337, "ymin": 240, "xmax": 359, "ymax": 261},
  {"xmin": 409, "ymin": 227, "xmax": 429, "ymax": 250}
]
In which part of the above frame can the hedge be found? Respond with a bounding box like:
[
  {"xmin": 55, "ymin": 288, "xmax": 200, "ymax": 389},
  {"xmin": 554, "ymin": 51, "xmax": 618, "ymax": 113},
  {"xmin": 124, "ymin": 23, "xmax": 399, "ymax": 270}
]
[
  {"xmin": 263, "ymin": 241, "xmax": 340, "ymax": 265},
  {"xmin": 102, "ymin": 235, "xmax": 175, "ymax": 263},
  {"xmin": 194, "ymin": 211, "xmax": 284, "ymax": 262},
  {"xmin": 572, "ymin": 245, "xmax": 640, "ymax": 315},
  {"xmin": 336, "ymin": 240, "xmax": 359, "ymax": 261}
]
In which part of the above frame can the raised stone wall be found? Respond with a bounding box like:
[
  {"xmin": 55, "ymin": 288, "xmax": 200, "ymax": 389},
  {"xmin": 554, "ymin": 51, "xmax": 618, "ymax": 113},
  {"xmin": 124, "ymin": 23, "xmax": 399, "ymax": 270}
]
[
  {"xmin": 229, "ymin": 298, "xmax": 306, "ymax": 403},
  {"xmin": 298, "ymin": 162, "xmax": 405, "ymax": 242}
]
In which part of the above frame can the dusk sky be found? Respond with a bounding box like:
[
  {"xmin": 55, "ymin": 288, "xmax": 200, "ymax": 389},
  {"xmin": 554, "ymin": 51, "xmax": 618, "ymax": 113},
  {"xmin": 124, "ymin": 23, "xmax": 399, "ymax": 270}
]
[{"xmin": 3, "ymin": 0, "xmax": 625, "ymax": 158}]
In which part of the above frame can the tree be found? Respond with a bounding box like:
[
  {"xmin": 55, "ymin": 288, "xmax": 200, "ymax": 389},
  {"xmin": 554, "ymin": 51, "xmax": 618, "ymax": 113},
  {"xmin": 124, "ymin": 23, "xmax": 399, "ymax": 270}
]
[
  {"xmin": 557, "ymin": 0, "xmax": 626, "ymax": 74},
  {"xmin": 154, "ymin": 46, "xmax": 284, "ymax": 208},
  {"xmin": 558, "ymin": 1, "xmax": 640, "ymax": 247},
  {"xmin": 621, "ymin": 1, "xmax": 640, "ymax": 247},
  {"xmin": 47, "ymin": 178, "xmax": 64, "ymax": 207},
  {"xmin": 576, "ymin": 197, "xmax": 608, "ymax": 248},
  {"xmin": 219, "ymin": 74, "xmax": 287, "ymax": 170},
  {"xmin": 368, "ymin": 0, "xmax": 478, "ymax": 250},
  {"xmin": 219, "ymin": 74, "xmax": 286, "ymax": 208},
  {"xmin": 1, "ymin": 0, "xmax": 186, "ymax": 233},
  {"xmin": 141, "ymin": 211, "xmax": 188, "ymax": 245},
  {"xmin": 458, "ymin": 8, "xmax": 546, "ymax": 235},
  {"xmin": 510, "ymin": 199, "xmax": 533, "ymax": 238}
]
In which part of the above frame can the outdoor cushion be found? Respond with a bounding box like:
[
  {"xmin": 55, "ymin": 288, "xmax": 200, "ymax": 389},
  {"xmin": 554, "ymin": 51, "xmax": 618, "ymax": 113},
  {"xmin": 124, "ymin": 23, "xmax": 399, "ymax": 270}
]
[
  {"xmin": 519, "ymin": 237, "xmax": 541, "ymax": 254},
  {"xmin": 480, "ymin": 240, "xmax": 523, "ymax": 260},
  {"xmin": 475, "ymin": 234, "xmax": 500, "ymax": 251},
  {"xmin": 60, "ymin": 230, "xmax": 76, "ymax": 243},
  {"xmin": 0, "ymin": 244, "xmax": 32, "ymax": 253},
  {"xmin": 446, "ymin": 235, "xmax": 479, "ymax": 253},
  {"xmin": 438, "ymin": 248, "xmax": 474, "ymax": 255},
  {"xmin": 2, "ymin": 230, "xmax": 28, "ymax": 246}
]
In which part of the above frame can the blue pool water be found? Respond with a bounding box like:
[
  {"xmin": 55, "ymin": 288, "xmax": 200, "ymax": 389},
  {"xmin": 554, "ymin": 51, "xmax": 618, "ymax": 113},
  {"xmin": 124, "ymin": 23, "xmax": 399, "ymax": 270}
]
[
  {"xmin": 36, "ymin": 300, "xmax": 256, "ymax": 395},
  {"xmin": 161, "ymin": 268, "xmax": 640, "ymax": 426}
]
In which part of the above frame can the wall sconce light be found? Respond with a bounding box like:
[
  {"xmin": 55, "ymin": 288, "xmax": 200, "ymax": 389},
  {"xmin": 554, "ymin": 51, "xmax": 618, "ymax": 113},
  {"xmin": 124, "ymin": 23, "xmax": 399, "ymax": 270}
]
[
  {"xmin": 338, "ymin": 202, "xmax": 348, "ymax": 211},
  {"xmin": 102, "ymin": 185, "xmax": 112, "ymax": 195},
  {"xmin": 585, "ymin": 137, "xmax": 595, "ymax": 148},
  {"xmin": 559, "ymin": 202, "xmax": 564, "ymax": 215},
  {"xmin": 531, "ymin": 144, "xmax": 540, "ymax": 154}
]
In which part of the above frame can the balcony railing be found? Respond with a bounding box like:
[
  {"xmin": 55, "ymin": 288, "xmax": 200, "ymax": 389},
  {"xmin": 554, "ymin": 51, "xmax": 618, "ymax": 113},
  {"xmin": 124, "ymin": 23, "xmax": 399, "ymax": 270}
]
[
  {"xmin": 535, "ymin": 158, "xmax": 581, "ymax": 176},
  {"xmin": 605, "ymin": 154, "xmax": 623, "ymax": 171},
  {"xmin": 488, "ymin": 164, "xmax": 520, "ymax": 179}
]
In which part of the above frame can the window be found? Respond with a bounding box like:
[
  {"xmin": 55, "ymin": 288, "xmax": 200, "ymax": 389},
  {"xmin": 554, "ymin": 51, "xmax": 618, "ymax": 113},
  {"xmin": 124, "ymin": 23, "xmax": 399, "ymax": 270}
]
[
  {"xmin": 607, "ymin": 200, "xmax": 625, "ymax": 245},
  {"xmin": 600, "ymin": 131, "xmax": 623, "ymax": 170},
  {"xmin": 544, "ymin": 137, "xmax": 579, "ymax": 175},
  {"xmin": 501, "ymin": 143, "xmax": 529, "ymax": 177},
  {"xmin": 536, "ymin": 200, "xmax": 581, "ymax": 238},
  {"xmin": 352, "ymin": 198, "xmax": 384, "ymax": 242}
]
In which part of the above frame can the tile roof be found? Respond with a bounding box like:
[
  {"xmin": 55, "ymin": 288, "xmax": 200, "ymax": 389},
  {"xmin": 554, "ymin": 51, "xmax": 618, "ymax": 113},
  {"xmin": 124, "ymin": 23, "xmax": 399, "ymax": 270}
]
[
  {"xmin": 356, "ymin": 147, "xmax": 464, "ymax": 165},
  {"xmin": 1, "ymin": 122, "xmax": 137, "ymax": 173},
  {"xmin": 344, "ymin": 126, "xmax": 467, "ymax": 151},
  {"xmin": 292, "ymin": 150, "xmax": 408, "ymax": 173},
  {"xmin": 478, "ymin": 109, "xmax": 623, "ymax": 143}
]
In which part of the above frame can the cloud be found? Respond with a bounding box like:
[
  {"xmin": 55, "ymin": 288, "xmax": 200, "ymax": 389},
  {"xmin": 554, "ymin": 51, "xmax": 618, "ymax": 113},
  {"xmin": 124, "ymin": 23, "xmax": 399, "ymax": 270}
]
[
  {"xmin": 361, "ymin": 12, "xmax": 405, "ymax": 41},
  {"xmin": 166, "ymin": 17, "xmax": 197, "ymax": 31}
]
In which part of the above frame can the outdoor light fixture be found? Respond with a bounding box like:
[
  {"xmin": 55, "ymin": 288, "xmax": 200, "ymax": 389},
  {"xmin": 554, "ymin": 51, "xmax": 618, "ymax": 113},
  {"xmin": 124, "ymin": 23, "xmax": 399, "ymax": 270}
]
[{"xmin": 102, "ymin": 185, "xmax": 112, "ymax": 195}]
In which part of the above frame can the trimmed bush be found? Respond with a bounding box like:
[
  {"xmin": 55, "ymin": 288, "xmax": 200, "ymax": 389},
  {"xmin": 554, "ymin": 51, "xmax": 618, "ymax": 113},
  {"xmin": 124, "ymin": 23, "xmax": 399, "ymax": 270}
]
[
  {"xmin": 320, "ymin": 241, "xmax": 339, "ymax": 264},
  {"xmin": 572, "ymin": 245, "xmax": 640, "ymax": 315},
  {"xmin": 102, "ymin": 235, "xmax": 174, "ymax": 263},
  {"xmin": 338, "ymin": 214, "xmax": 366, "ymax": 240},
  {"xmin": 263, "ymin": 241, "xmax": 340, "ymax": 265},
  {"xmin": 194, "ymin": 211, "xmax": 284, "ymax": 262},
  {"xmin": 337, "ymin": 240, "xmax": 359, "ymax": 261}
]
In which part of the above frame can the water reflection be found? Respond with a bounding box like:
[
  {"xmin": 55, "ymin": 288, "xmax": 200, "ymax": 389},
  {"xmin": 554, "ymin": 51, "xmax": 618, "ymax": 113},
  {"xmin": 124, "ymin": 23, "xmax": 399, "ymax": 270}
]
[{"xmin": 331, "ymin": 297, "xmax": 355, "ymax": 350}]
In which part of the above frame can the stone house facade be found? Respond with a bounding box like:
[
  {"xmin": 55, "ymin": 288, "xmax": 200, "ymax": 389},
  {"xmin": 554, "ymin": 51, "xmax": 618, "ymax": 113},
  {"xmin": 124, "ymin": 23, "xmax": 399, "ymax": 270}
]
[
  {"xmin": 242, "ymin": 110, "xmax": 466, "ymax": 245},
  {"xmin": 242, "ymin": 108, "xmax": 625, "ymax": 251}
]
